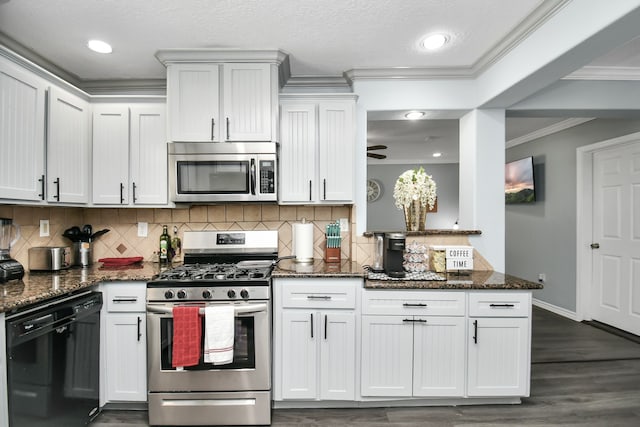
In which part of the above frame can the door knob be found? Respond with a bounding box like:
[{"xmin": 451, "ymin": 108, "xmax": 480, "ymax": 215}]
[{"xmin": 590, "ymin": 243, "xmax": 600, "ymax": 249}]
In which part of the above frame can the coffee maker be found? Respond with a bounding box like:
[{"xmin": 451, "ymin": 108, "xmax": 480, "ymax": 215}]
[
  {"xmin": 0, "ymin": 218, "xmax": 25, "ymax": 283},
  {"xmin": 383, "ymin": 232, "xmax": 406, "ymax": 278}
]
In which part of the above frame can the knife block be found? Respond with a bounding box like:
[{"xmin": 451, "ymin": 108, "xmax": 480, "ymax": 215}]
[{"xmin": 324, "ymin": 245, "xmax": 341, "ymax": 263}]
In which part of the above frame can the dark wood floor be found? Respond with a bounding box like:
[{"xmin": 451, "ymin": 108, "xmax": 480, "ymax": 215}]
[{"xmin": 92, "ymin": 307, "xmax": 640, "ymax": 426}]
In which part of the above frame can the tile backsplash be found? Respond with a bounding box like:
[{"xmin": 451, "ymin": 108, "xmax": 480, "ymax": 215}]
[{"xmin": 0, "ymin": 204, "xmax": 352, "ymax": 268}]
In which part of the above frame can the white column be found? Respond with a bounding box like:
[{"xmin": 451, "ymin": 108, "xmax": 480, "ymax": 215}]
[{"xmin": 459, "ymin": 109, "xmax": 505, "ymax": 272}]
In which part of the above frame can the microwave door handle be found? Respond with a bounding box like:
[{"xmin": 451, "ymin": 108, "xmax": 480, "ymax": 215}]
[{"xmin": 250, "ymin": 158, "xmax": 257, "ymax": 195}]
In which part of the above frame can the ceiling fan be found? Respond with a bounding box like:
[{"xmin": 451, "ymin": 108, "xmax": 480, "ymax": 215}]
[{"xmin": 367, "ymin": 145, "xmax": 387, "ymax": 159}]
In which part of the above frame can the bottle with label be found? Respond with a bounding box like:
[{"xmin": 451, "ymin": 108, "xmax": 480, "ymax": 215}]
[
  {"xmin": 159, "ymin": 225, "xmax": 171, "ymax": 264},
  {"xmin": 171, "ymin": 226, "xmax": 182, "ymax": 261}
]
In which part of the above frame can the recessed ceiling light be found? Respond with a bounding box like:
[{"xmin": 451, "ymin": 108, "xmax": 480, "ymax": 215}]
[
  {"xmin": 421, "ymin": 33, "xmax": 448, "ymax": 50},
  {"xmin": 87, "ymin": 39, "xmax": 112, "ymax": 54},
  {"xmin": 405, "ymin": 111, "xmax": 425, "ymax": 120},
  {"xmin": 432, "ymin": 152, "xmax": 442, "ymax": 158}
]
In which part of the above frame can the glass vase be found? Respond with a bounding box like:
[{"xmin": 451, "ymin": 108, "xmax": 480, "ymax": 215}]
[{"xmin": 403, "ymin": 200, "xmax": 427, "ymax": 231}]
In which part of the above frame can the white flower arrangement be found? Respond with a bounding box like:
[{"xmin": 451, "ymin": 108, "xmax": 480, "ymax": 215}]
[{"xmin": 393, "ymin": 167, "xmax": 437, "ymax": 210}]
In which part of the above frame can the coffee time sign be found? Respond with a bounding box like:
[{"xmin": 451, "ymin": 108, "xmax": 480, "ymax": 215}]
[{"xmin": 445, "ymin": 246, "xmax": 474, "ymax": 271}]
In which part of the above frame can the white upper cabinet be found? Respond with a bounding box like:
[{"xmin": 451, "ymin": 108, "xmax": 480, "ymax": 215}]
[
  {"xmin": 166, "ymin": 61, "xmax": 278, "ymax": 143},
  {"xmin": 279, "ymin": 95, "xmax": 356, "ymax": 204},
  {"xmin": 47, "ymin": 86, "xmax": 91, "ymax": 204},
  {"xmin": 129, "ymin": 105, "xmax": 167, "ymax": 205},
  {"xmin": 0, "ymin": 61, "xmax": 46, "ymax": 202},
  {"xmin": 167, "ymin": 64, "xmax": 220, "ymax": 142},
  {"xmin": 93, "ymin": 103, "xmax": 167, "ymax": 206},
  {"xmin": 92, "ymin": 105, "xmax": 130, "ymax": 204}
]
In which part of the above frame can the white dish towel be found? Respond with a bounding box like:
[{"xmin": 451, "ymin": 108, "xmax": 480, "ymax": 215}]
[{"xmin": 204, "ymin": 305, "xmax": 235, "ymax": 365}]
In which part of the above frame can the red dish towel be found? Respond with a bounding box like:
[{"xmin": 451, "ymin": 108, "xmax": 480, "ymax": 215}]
[{"xmin": 172, "ymin": 306, "xmax": 202, "ymax": 368}]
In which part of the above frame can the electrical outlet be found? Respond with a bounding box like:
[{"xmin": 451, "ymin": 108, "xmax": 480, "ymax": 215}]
[
  {"xmin": 39, "ymin": 219, "xmax": 50, "ymax": 237},
  {"xmin": 339, "ymin": 218, "xmax": 349, "ymax": 232},
  {"xmin": 137, "ymin": 222, "xmax": 148, "ymax": 237},
  {"xmin": 538, "ymin": 273, "xmax": 546, "ymax": 283}
]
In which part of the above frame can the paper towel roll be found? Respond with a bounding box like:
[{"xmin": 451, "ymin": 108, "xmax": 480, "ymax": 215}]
[{"xmin": 292, "ymin": 222, "xmax": 314, "ymax": 262}]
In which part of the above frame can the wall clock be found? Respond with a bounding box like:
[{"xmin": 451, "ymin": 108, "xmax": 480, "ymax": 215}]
[{"xmin": 367, "ymin": 179, "xmax": 382, "ymax": 202}]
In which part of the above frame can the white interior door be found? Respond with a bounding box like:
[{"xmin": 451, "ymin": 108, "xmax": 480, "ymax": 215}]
[{"xmin": 591, "ymin": 140, "xmax": 640, "ymax": 335}]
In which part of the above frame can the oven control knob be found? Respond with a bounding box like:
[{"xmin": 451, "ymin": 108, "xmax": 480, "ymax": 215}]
[
  {"xmin": 177, "ymin": 289, "xmax": 187, "ymax": 299},
  {"xmin": 240, "ymin": 289, "xmax": 250, "ymax": 299},
  {"xmin": 164, "ymin": 290, "xmax": 174, "ymax": 299},
  {"xmin": 202, "ymin": 289, "xmax": 213, "ymax": 299},
  {"xmin": 227, "ymin": 289, "xmax": 236, "ymax": 299}
]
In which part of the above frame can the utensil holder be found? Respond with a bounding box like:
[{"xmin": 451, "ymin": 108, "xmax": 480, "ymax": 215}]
[{"xmin": 324, "ymin": 246, "xmax": 341, "ymax": 263}]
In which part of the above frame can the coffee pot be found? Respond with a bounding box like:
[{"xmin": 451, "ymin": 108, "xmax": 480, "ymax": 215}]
[
  {"xmin": 0, "ymin": 218, "xmax": 25, "ymax": 283},
  {"xmin": 383, "ymin": 232, "xmax": 406, "ymax": 278}
]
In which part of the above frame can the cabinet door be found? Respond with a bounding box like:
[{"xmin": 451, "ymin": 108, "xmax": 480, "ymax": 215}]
[
  {"xmin": 223, "ymin": 63, "xmax": 273, "ymax": 141},
  {"xmin": 104, "ymin": 314, "xmax": 147, "ymax": 402},
  {"xmin": 281, "ymin": 311, "xmax": 317, "ymax": 399},
  {"xmin": 0, "ymin": 64, "xmax": 46, "ymax": 201},
  {"xmin": 467, "ymin": 317, "xmax": 530, "ymax": 397},
  {"xmin": 413, "ymin": 316, "xmax": 465, "ymax": 397},
  {"xmin": 318, "ymin": 101, "xmax": 355, "ymax": 202},
  {"xmin": 279, "ymin": 103, "xmax": 317, "ymax": 202},
  {"xmin": 320, "ymin": 312, "xmax": 356, "ymax": 400},
  {"xmin": 167, "ymin": 64, "xmax": 220, "ymax": 142},
  {"xmin": 47, "ymin": 86, "xmax": 90, "ymax": 203},
  {"xmin": 361, "ymin": 315, "xmax": 413, "ymax": 397},
  {"xmin": 92, "ymin": 105, "xmax": 130, "ymax": 204},
  {"xmin": 130, "ymin": 105, "xmax": 167, "ymax": 205}
]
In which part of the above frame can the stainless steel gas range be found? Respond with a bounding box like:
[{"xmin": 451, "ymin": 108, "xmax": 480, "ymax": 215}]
[{"xmin": 146, "ymin": 230, "xmax": 278, "ymax": 426}]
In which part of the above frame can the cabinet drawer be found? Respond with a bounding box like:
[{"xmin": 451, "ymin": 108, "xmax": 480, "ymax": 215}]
[
  {"xmin": 278, "ymin": 278, "xmax": 358, "ymax": 309},
  {"xmin": 362, "ymin": 290, "xmax": 465, "ymax": 316},
  {"xmin": 105, "ymin": 283, "xmax": 146, "ymax": 312},
  {"xmin": 468, "ymin": 292, "xmax": 530, "ymax": 317}
]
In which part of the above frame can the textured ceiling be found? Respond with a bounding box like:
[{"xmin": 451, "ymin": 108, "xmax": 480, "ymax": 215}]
[{"xmin": 0, "ymin": 0, "xmax": 547, "ymax": 81}]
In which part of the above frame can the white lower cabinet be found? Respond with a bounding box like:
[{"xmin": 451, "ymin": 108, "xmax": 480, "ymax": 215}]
[
  {"xmin": 361, "ymin": 290, "xmax": 466, "ymax": 397},
  {"xmin": 101, "ymin": 282, "xmax": 147, "ymax": 404},
  {"xmin": 274, "ymin": 278, "xmax": 359, "ymax": 401},
  {"xmin": 467, "ymin": 292, "xmax": 531, "ymax": 397}
]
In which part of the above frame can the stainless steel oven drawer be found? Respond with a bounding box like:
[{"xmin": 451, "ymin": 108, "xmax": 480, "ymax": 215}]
[{"xmin": 148, "ymin": 391, "xmax": 271, "ymax": 426}]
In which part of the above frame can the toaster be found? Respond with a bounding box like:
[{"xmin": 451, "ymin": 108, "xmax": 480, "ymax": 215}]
[{"xmin": 28, "ymin": 246, "xmax": 72, "ymax": 271}]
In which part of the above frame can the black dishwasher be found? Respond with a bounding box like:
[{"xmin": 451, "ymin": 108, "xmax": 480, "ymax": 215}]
[{"xmin": 5, "ymin": 290, "xmax": 103, "ymax": 427}]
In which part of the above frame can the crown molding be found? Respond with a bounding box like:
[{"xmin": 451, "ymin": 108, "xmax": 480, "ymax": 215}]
[
  {"xmin": 155, "ymin": 48, "xmax": 289, "ymax": 65},
  {"xmin": 283, "ymin": 75, "xmax": 351, "ymax": 90},
  {"xmin": 79, "ymin": 79, "xmax": 167, "ymax": 96},
  {"xmin": 506, "ymin": 117, "xmax": 595, "ymax": 148},
  {"xmin": 343, "ymin": 66, "xmax": 475, "ymax": 84},
  {"xmin": 563, "ymin": 66, "xmax": 640, "ymax": 81}
]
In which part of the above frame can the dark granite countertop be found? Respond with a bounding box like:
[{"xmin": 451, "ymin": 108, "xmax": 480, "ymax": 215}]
[
  {"xmin": 273, "ymin": 260, "xmax": 542, "ymax": 291},
  {"xmin": 0, "ymin": 262, "xmax": 162, "ymax": 314}
]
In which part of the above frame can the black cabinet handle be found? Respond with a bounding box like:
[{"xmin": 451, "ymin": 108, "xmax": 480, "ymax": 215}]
[
  {"xmin": 137, "ymin": 316, "xmax": 142, "ymax": 342},
  {"xmin": 403, "ymin": 303, "xmax": 427, "ymax": 307},
  {"xmin": 226, "ymin": 117, "xmax": 230, "ymax": 140},
  {"xmin": 307, "ymin": 295, "xmax": 331, "ymax": 300},
  {"xmin": 309, "ymin": 180, "xmax": 312, "ymax": 201},
  {"xmin": 310, "ymin": 313, "xmax": 314, "ymax": 339},
  {"xmin": 112, "ymin": 298, "xmax": 138, "ymax": 303},
  {"xmin": 53, "ymin": 177, "xmax": 60, "ymax": 201},
  {"xmin": 38, "ymin": 174, "xmax": 45, "ymax": 200},
  {"xmin": 489, "ymin": 303, "xmax": 515, "ymax": 308},
  {"xmin": 324, "ymin": 314, "xmax": 328, "ymax": 340},
  {"xmin": 473, "ymin": 320, "xmax": 478, "ymax": 344},
  {"xmin": 132, "ymin": 182, "xmax": 137, "ymax": 203},
  {"xmin": 323, "ymin": 178, "xmax": 326, "ymax": 200},
  {"xmin": 120, "ymin": 183, "xmax": 124, "ymax": 204},
  {"xmin": 211, "ymin": 118, "xmax": 215, "ymax": 140},
  {"xmin": 402, "ymin": 318, "xmax": 427, "ymax": 323}
]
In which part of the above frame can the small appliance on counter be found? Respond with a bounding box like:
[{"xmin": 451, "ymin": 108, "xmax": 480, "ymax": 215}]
[
  {"xmin": 383, "ymin": 232, "xmax": 406, "ymax": 278},
  {"xmin": 292, "ymin": 219, "xmax": 314, "ymax": 263},
  {"xmin": 0, "ymin": 217, "xmax": 24, "ymax": 283},
  {"xmin": 28, "ymin": 246, "xmax": 72, "ymax": 271}
]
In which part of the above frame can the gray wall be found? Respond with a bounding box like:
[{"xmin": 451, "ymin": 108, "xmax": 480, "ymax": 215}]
[
  {"xmin": 367, "ymin": 163, "xmax": 459, "ymax": 231},
  {"xmin": 506, "ymin": 118, "xmax": 640, "ymax": 312}
]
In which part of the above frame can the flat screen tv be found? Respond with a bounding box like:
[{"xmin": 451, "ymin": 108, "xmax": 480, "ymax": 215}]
[{"xmin": 505, "ymin": 156, "xmax": 536, "ymax": 204}]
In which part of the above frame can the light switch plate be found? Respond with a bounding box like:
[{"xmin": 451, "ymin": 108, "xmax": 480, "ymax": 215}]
[
  {"xmin": 339, "ymin": 218, "xmax": 349, "ymax": 232},
  {"xmin": 137, "ymin": 222, "xmax": 148, "ymax": 237},
  {"xmin": 39, "ymin": 219, "xmax": 50, "ymax": 237}
]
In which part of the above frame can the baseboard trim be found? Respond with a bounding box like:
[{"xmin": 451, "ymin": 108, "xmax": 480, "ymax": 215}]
[{"xmin": 533, "ymin": 298, "xmax": 579, "ymax": 321}]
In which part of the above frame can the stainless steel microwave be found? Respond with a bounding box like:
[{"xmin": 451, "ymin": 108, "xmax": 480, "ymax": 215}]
[{"xmin": 168, "ymin": 142, "xmax": 277, "ymax": 203}]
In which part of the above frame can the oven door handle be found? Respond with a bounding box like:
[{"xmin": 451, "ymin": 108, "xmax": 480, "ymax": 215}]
[{"xmin": 146, "ymin": 303, "xmax": 268, "ymax": 316}]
